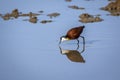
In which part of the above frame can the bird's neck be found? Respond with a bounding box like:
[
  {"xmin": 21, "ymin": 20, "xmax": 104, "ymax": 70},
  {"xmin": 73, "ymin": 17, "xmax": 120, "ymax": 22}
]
[{"xmin": 65, "ymin": 36, "xmax": 70, "ymax": 40}]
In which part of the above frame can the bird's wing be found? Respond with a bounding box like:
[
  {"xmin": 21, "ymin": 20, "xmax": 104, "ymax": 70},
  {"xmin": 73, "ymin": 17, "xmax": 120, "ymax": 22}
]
[{"xmin": 67, "ymin": 28, "xmax": 80, "ymax": 39}]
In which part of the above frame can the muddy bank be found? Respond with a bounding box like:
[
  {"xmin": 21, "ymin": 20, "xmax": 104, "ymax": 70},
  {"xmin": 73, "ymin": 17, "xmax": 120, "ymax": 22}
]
[
  {"xmin": 65, "ymin": 0, "xmax": 72, "ymax": 2},
  {"xmin": 0, "ymin": 9, "xmax": 57, "ymax": 24},
  {"xmin": 1, "ymin": 9, "xmax": 20, "ymax": 20},
  {"xmin": 47, "ymin": 12, "xmax": 60, "ymax": 18},
  {"xmin": 40, "ymin": 20, "xmax": 53, "ymax": 24},
  {"xmin": 0, "ymin": 9, "xmax": 40, "ymax": 22},
  {"xmin": 68, "ymin": 5, "xmax": 85, "ymax": 10},
  {"xmin": 101, "ymin": 0, "xmax": 120, "ymax": 16},
  {"xmin": 79, "ymin": 13, "xmax": 103, "ymax": 23}
]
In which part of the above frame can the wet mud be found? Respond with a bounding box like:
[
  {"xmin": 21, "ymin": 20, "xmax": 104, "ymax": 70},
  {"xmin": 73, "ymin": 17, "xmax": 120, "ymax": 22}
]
[
  {"xmin": 101, "ymin": 0, "xmax": 120, "ymax": 16},
  {"xmin": 79, "ymin": 13, "xmax": 103, "ymax": 23},
  {"xmin": 68, "ymin": 5, "xmax": 85, "ymax": 10},
  {"xmin": 47, "ymin": 12, "xmax": 60, "ymax": 18}
]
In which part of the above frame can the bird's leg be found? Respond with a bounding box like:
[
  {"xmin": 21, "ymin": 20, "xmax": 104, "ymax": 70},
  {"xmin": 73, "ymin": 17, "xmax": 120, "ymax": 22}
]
[
  {"xmin": 59, "ymin": 45, "xmax": 63, "ymax": 54},
  {"xmin": 80, "ymin": 36, "xmax": 85, "ymax": 53},
  {"xmin": 59, "ymin": 36, "xmax": 62, "ymax": 44},
  {"xmin": 77, "ymin": 39, "xmax": 79, "ymax": 44},
  {"xmin": 59, "ymin": 40, "xmax": 61, "ymax": 44},
  {"xmin": 76, "ymin": 43, "xmax": 79, "ymax": 50},
  {"xmin": 76, "ymin": 39, "xmax": 80, "ymax": 50}
]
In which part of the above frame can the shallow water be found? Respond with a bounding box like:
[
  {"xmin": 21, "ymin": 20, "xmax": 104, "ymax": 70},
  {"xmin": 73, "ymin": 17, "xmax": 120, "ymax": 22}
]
[{"xmin": 0, "ymin": 0, "xmax": 120, "ymax": 80}]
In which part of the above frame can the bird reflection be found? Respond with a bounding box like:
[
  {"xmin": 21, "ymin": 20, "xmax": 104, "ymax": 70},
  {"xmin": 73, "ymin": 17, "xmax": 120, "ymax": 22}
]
[{"xmin": 59, "ymin": 36, "xmax": 85, "ymax": 63}]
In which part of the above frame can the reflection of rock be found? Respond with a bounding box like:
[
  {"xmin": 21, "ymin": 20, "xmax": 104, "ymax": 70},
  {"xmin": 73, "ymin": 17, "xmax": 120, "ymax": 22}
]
[
  {"xmin": 40, "ymin": 20, "xmax": 52, "ymax": 24},
  {"xmin": 29, "ymin": 16, "xmax": 38, "ymax": 23},
  {"xmin": 79, "ymin": 13, "xmax": 103, "ymax": 23},
  {"xmin": 47, "ymin": 12, "xmax": 60, "ymax": 18},
  {"xmin": 2, "ymin": 13, "xmax": 11, "ymax": 20},
  {"xmin": 0, "ymin": 14, "xmax": 2, "ymax": 18},
  {"xmin": 108, "ymin": 0, "xmax": 116, "ymax": 1},
  {"xmin": 19, "ymin": 12, "xmax": 40, "ymax": 17},
  {"xmin": 107, "ymin": 12, "xmax": 120, "ymax": 16},
  {"xmin": 101, "ymin": 0, "xmax": 120, "ymax": 16},
  {"xmin": 65, "ymin": 0, "xmax": 72, "ymax": 2},
  {"xmin": 0, "ymin": 13, "xmax": 2, "ymax": 16},
  {"xmin": 61, "ymin": 49, "xmax": 85, "ymax": 63},
  {"xmin": 38, "ymin": 10, "xmax": 44, "ymax": 13},
  {"xmin": 68, "ymin": 5, "xmax": 85, "ymax": 10}
]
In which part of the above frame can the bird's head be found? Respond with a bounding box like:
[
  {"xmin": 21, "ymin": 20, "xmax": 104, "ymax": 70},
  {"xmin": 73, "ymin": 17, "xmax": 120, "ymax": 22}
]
[{"xmin": 59, "ymin": 36, "xmax": 70, "ymax": 44}]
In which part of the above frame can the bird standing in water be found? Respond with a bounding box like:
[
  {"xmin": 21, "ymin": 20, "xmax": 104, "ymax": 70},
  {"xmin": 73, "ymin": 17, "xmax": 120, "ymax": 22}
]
[{"xmin": 59, "ymin": 25, "xmax": 85, "ymax": 44}]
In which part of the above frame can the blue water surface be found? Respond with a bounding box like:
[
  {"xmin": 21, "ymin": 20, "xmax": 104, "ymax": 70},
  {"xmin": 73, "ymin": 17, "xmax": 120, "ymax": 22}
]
[{"xmin": 0, "ymin": 0, "xmax": 120, "ymax": 80}]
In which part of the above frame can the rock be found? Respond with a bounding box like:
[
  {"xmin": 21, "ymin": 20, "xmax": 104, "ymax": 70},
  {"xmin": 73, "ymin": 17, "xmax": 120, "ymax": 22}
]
[
  {"xmin": 79, "ymin": 13, "xmax": 103, "ymax": 23},
  {"xmin": 101, "ymin": 0, "xmax": 120, "ymax": 16},
  {"xmin": 0, "ymin": 9, "xmax": 41, "ymax": 22},
  {"xmin": 95, "ymin": 16, "xmax": 103, "ymax": 22},
  {"xmin": 29, "ymin": 16, "xmax": 38, "ymax": 23},
  {"xmin": 2, "ymin": 13, "xmax": 11, "ymax": 20},
  {"xmin": 40, "ymin": 20, "xmax": 52, "ymax": 24},
  {"xmin": 11, "ymin": 9, "xmax": 19, "ymax": 18},
  {"xmin": 65, "ymin": 0, "xmax": 72, "ymax": 2},
  {"xmin": 47, "ymin": 12, "xmax": 60, "ymax": 18},
  {"xmin": 68, "ymin": 5, "xmax": 85, "ymax": 10},
  {"xmin": 79, "ymin": 13, "xmax": 93, "ymax": 19}
]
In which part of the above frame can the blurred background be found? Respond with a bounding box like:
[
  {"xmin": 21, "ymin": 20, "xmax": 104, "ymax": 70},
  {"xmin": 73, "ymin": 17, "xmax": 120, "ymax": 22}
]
[{"xmin": 0, "ymin": 0, "xmax": 120, "ymax": 80}]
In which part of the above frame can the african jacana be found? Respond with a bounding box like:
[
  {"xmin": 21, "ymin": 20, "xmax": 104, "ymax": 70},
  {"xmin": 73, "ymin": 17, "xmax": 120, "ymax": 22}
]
[{"xmin": 59, "ymin": 25, "xmax": 85, "ymax": 44}]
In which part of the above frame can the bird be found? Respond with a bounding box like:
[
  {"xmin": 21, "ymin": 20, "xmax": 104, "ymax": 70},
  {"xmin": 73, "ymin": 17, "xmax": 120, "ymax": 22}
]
[{"xmin": 59, "ymin": 25, "xmax": 85, "ymax": 44}]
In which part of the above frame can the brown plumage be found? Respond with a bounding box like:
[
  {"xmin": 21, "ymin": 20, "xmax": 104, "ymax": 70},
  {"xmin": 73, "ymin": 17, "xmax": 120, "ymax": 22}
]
[
  {"xmin": 59, "ymin": 25, "xmax": 85, "ymax": 44},
  {"xmin": 66, "ymin": 26, "xmax": 84, "ymax": 39}
]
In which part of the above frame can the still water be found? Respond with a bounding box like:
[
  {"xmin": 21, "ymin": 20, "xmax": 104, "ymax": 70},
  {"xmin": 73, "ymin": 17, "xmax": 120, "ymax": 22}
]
[{"xmin": 0, "ymin": 0, "xmax": 120, "ymax": 80}]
